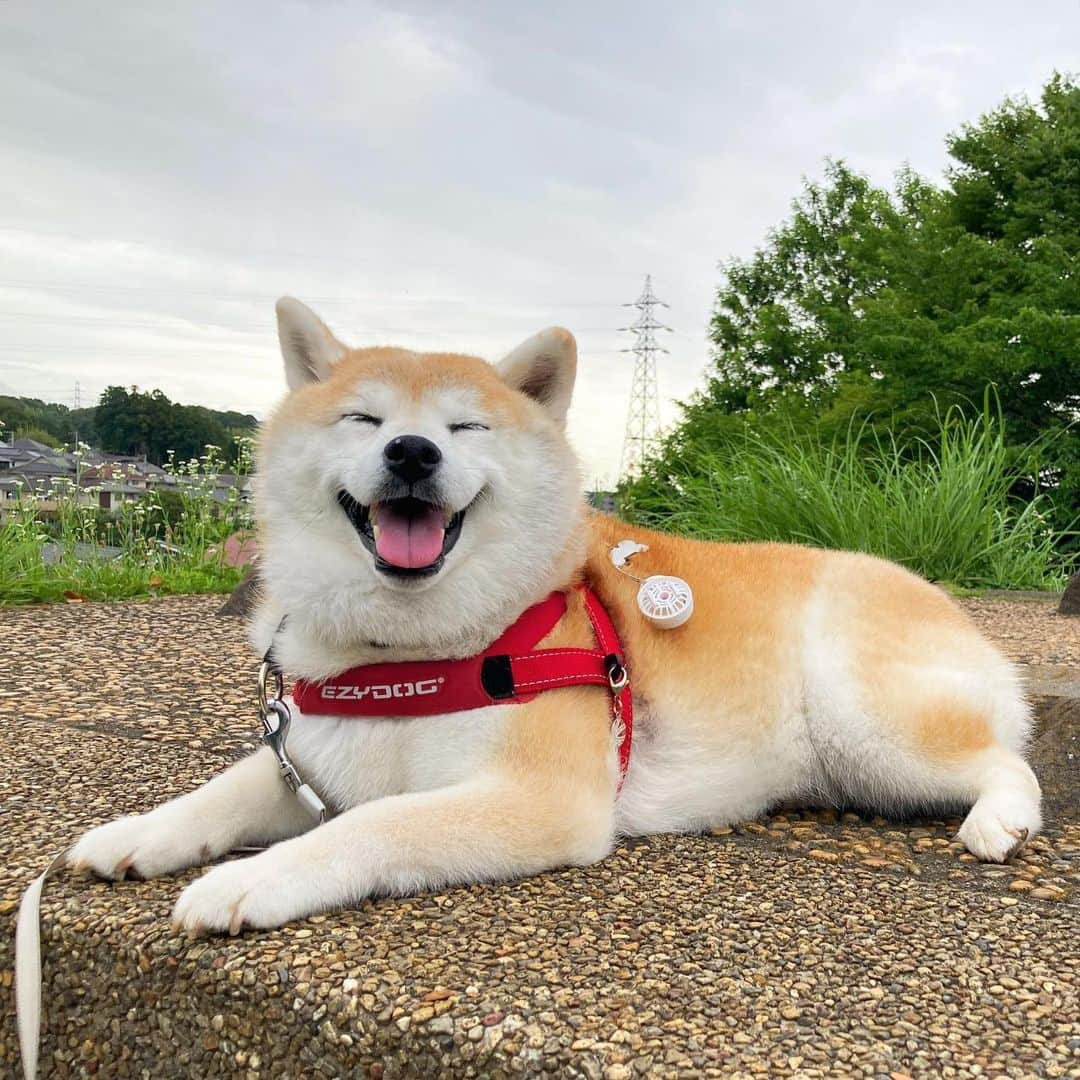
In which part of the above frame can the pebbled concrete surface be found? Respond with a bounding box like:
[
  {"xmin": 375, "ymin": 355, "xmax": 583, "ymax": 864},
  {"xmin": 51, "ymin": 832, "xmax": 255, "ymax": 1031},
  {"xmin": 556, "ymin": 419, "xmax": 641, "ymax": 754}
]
[{"xmin": 1, "ymin": 594, "xmax": 1077, "ymax": 1078}]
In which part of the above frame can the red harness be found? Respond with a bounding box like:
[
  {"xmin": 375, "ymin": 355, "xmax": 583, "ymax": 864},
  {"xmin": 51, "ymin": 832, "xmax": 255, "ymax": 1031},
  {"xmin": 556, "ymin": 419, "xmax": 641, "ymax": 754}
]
[{"xmin": 292, "ymin": 587, "xmax": 634, "ymax": 783}]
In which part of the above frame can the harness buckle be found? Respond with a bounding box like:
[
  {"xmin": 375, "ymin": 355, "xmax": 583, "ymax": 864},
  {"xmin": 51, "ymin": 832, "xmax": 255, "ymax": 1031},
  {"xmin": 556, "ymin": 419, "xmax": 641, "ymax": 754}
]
[{"xmin": 605, "ymin": 653, "xmax": 629, "ymax": 692}]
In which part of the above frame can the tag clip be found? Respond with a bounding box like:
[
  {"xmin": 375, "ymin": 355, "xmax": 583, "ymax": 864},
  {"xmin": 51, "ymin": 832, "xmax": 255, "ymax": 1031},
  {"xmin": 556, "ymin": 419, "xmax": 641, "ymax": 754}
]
[{"xmin": 609, "ymin": 540, "xmax": 694, "ymax": 630}]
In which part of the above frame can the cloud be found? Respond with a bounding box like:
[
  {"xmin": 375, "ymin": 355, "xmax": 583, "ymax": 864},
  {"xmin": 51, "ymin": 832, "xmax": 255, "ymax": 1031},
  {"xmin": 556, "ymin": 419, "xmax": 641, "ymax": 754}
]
[{"xmin": 1, "ymin": 0, "xmax": 1077, "ymax": 483}]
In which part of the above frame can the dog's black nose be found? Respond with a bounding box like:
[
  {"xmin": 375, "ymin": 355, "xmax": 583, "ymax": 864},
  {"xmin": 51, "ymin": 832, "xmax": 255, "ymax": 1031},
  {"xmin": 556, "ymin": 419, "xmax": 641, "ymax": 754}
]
[{"xmin": 383, "ymin": 435, "xmax": 442, "ymax": 483}]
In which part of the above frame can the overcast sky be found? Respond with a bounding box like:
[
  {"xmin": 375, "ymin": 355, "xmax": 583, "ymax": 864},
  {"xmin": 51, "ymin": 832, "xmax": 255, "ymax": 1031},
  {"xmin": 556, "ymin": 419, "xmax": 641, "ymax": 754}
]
[{"xmin": 1, "ymin": 1, "xmax": 1076, "ymax": 484}]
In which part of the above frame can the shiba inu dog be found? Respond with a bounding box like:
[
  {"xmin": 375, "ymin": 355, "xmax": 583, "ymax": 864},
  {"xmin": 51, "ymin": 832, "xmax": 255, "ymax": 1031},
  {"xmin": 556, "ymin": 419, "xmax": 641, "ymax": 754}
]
[{"xmin": 69, "ymin": 298, "xmax": 1042, "ymax": 934}]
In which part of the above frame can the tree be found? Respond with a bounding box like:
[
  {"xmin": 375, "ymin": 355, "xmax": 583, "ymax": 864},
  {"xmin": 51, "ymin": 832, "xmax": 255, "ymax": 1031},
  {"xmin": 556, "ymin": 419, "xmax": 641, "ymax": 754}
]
[
  {"xmin": 0, "ymin": 396, "xmax": 96, "ymax": 445},
  {"xmin": 12, "ymin": 425, "xmax": 61, "ymax": 448},
  {"xmin": 708, "ymin": 160, "xmax": 907, "ymax": 411},
  {"xmin": 92, "ymin": 386, "xmax": 256, "ymax": 464},
  {"xmin": 630, "ymin": 74, "xmax": 1080, "ymax": 535}
]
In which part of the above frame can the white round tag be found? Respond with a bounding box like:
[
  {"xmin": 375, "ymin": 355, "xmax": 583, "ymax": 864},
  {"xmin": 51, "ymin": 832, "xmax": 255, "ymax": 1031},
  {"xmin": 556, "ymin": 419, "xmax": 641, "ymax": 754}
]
[{"xmin": 636, "ymin": 575, "xmax": 693, "ymax": 629}]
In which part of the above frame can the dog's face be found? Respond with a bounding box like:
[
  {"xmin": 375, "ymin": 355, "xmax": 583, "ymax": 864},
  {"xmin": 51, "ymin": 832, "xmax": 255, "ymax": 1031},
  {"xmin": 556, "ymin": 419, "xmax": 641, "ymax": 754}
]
[{"xmin": 254, "ymin": 298, "xmax": 585, "ymax": 666}]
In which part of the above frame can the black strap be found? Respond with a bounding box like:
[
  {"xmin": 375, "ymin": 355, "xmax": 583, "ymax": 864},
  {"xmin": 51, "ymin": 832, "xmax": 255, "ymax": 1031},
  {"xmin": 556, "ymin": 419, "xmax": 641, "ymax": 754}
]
[
  {"xmin": 480, "ymin": 654, "xmax": 516, "ymax": 700},
  {"xmin": 263, "ymin": 615, "xmax": 289, "ymax": 672}
]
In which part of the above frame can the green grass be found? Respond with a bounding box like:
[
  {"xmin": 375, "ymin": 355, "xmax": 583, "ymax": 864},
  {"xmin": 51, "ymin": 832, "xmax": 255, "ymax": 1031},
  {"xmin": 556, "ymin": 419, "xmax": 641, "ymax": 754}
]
[
  {"xmin": 0, "ymin": 530, "xmax": 244, "ymax": 604},
  {"xmin": 5, "ymin": 416, "xmax": 1071, "ymax": 603},
  {"xmin": 621, "ymin": 408, "xmax": 1073, "ymax": 591},
  {"xmin": 1, "ymin": 444, "xmax": 251, "ymax": 605}
]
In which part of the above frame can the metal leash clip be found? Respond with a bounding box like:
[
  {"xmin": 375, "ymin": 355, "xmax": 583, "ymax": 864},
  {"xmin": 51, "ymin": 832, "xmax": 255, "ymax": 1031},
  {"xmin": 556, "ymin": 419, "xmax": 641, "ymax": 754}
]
[
  {"xmin": 604, "ymin": 653, "xmax": 629, "ymax": 745},
  {"xmin": 257, "ymin": 658, "xmax": 327, "ymax": 823}
]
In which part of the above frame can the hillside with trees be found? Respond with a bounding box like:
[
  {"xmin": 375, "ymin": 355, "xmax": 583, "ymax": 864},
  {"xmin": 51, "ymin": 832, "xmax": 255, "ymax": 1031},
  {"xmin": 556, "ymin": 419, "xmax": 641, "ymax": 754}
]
[
  {"xmin": 623, "ymin": 74, "xmax": 1080, "ymax": 547},
  {"xmin": 0, "ymin": 387, "xmax": 258, "ymax": 463},
  {"xmin": 0, "ymin": 396, "xmax": 98, "ymax": 447},
  {"xmin": 92, "ymin": 387, "xmax": 258, "ymax": 464}
]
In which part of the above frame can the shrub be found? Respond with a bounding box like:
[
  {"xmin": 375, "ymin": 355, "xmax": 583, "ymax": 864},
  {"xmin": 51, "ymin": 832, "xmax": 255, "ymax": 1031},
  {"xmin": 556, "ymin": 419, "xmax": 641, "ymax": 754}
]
[{"xmin": 620, "ymin": 407, "xmax": 1072, "ymax": 590}]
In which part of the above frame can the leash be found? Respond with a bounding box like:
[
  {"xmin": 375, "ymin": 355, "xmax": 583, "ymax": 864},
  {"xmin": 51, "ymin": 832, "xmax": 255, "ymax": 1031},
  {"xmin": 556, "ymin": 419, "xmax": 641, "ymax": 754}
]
[
  {"xmin": 13, "ymin": 659, "xmax": 327, "ymax": 1080},
  {"xmin": 14, "ymin": 849, "xmax": 71, "ymax": 1080},
  {"xmin": 257, "ymin": 648, "xmax": 328, "ymax": 824}
]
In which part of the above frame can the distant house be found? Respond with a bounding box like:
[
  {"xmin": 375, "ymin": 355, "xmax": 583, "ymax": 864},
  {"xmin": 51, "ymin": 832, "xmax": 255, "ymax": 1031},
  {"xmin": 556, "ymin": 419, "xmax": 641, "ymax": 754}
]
[
  {"xmin": 0, "ymin": 439, "xmax": 29, "ymax": 506},
  {"xmin": 80, "ymin": 462, "xmax": 145, "ymax": 489},
  {"xmin": 10, "ymin": 437, "xmax": 64, "ymax": 456},
  {"xmin": 90, "ymin": 456, "xmax": 175, "ymax": 489},
  {"xmin": 0, "ymin": 446, "xmax": 26, "ymax": 472},
  {"xmin": 7, "ymin": 438, "xmax": 82, "ymax": 482},
  {"xmin": 211, "ymin": 473, "xmax": 254, "ymax": 504},
  {"xmin": 138, "ymin": 461, "xmax": 174, "ymax": 488},
  {"xmin": 0, "ymin": 438, "xmax": 151, "ymax": 518},
  {"xmin": 0, "ymin": 443, "xmax": 79, "ymax": 499},
  {"xmin": 79, "ymin": 461, "xmax": 176, "ymax": 510},
  {"xmin": 0, "ymin": 435, "xmax": 251, "ymax": 521},
  {"xmin": 587, "ymin": 490, "xmax": 618, "ymax": 514},
  {"xmin": 79, "ymin": 471, "xmax": 144, "ymax": 510},
  {"xmin": 0, "ymin": 476, "xmax": 25, "ymax": 504}
]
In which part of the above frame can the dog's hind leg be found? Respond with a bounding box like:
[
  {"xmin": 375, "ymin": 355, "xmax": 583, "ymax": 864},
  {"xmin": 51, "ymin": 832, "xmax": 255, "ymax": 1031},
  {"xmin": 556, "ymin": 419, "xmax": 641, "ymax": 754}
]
[
  {"xmin": 807, "ymin": 689, "xmax": 1042, "ymax": 863},
  {"xmin": 954, "ymin": 744, "xmax": 1042, "ymax": 862}
]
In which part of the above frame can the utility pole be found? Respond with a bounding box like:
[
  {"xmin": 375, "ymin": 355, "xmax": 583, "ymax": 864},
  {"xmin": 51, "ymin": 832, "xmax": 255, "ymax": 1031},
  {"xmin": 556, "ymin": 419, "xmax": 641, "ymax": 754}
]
[{"xmin": 618, "ymin": 275, "xmax": 670, "ymax": 479}]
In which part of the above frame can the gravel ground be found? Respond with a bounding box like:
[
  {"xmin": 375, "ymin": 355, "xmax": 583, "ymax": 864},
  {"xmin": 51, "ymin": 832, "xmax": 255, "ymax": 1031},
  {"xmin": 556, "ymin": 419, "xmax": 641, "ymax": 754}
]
[
  {"xmin": 1, "ymin": 594, "xmax": 1078, "ymax": 1078},
  {"xmin": 958, "ymin": 594, "xmax": 1080, "ymax": 667}
]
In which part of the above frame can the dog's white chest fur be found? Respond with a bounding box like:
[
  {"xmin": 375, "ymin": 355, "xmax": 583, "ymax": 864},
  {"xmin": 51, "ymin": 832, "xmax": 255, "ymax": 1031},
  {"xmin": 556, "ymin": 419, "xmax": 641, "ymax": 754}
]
[{"xmin": 286, "ymin": 699, "xmax": 513, "ymax": 810}]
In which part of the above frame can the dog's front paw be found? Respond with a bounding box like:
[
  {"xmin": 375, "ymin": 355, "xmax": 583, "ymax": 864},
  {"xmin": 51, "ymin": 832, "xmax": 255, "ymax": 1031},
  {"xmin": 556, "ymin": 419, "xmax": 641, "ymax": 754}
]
[
  {"xmin": 69, "ymin": 810, "xmax": 216, "ymax": 881},
  {"xmin": 172, "ymin": 849, "xmax": 321, "ymax": 935}
]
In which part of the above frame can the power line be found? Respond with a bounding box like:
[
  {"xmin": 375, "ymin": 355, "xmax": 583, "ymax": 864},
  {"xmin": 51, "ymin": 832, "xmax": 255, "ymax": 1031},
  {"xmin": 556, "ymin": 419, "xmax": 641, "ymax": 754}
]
[
  {"xmin": 0, "ymin": 229, "xmax": 652, "ymax": 279},
  {"xmin": 0, "ymin": 278, "xmax": 636, "ymax": 309}
]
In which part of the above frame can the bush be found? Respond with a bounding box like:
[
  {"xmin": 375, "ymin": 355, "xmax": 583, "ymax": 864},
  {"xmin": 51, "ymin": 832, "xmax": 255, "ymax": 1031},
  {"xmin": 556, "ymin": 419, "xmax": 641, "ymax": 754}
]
[{"xmin": 620, "ymin": 407, "xmax": 1073, "ymax": 591}]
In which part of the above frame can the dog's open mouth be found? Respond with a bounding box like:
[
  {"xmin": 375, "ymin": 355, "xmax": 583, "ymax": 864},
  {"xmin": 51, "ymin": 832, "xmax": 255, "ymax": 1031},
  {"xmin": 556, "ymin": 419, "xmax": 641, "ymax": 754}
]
[{"xmin": 336, "ymin": 491, "xmax": 465, "ymax": 578}]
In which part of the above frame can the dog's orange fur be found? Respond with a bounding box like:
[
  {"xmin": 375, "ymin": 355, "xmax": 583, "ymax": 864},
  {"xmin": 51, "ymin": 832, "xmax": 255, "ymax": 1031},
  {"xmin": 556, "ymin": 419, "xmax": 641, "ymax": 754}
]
[
  {"xmin": 487, "ymin": 507, "xmax": 1004, "ymax": 803},
  {"xmin": 282, "ymin": 350, "xmax": 1005, "ymax": 779},
  {"xmin": 274, "ymin": 347, "xmax": 534, "ymax": 431},
  {"xmin": 269, "ymin": 333, "xmax": 1019, "ymax": 803},
  {"xmin": 586, "ymin": 515, "xmax": 821, "ymax": 741}
]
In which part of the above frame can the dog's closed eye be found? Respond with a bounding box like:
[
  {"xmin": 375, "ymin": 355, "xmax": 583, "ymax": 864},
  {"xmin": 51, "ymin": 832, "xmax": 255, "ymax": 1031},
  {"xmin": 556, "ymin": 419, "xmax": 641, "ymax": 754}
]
[{"xmin": 449, "ymin": 421, "xmax": 489, "ymax": 433}]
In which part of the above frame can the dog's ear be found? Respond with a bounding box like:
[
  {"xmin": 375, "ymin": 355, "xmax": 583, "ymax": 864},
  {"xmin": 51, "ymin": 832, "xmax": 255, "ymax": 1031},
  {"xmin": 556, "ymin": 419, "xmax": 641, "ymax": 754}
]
[
  {"xmin": 275, "ymin": 297, "xmax": 348, "ymax": 390},
  {"xmin": 496, "ymin": 327, "xmax": 577, "ymax": 426}
]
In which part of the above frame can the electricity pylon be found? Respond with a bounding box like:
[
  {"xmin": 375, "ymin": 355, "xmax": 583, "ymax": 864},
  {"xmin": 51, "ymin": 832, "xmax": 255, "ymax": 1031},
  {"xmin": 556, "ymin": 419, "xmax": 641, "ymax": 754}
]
[{"xmin": 618, "ymin": 275, "xmax": 670, "ymax": 479}]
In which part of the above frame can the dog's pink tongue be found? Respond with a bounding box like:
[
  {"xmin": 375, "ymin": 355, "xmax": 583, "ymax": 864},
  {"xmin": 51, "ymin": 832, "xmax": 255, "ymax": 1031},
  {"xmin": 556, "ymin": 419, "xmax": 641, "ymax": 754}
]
[{"xmin": 373, "ymin": 503, "xmax": 446, "ymax": 569}]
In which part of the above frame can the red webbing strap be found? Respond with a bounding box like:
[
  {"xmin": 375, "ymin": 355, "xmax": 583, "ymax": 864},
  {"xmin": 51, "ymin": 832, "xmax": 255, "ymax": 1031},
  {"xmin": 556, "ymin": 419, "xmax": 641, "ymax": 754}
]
[
  {"xmin": 505, "ymin": 648, "xmax": 612, "ymax": 693},
  {"xmin": 581, "ymin": 587, "xmax": 633, "ymax": 783},
  {"xmin": 292, "ymin": 586, "xmax": 633, "ymax": 783},
  {"xmin": 498, "ymin": 588, "xmax": 631, "ymax": 783},
  {"xmin": 292, "ymin": 592, "xmax": 568, "ymax": 717},
  {"xmin": 488, "ymin": 591, "xmax": 569, "ymax": 653}
]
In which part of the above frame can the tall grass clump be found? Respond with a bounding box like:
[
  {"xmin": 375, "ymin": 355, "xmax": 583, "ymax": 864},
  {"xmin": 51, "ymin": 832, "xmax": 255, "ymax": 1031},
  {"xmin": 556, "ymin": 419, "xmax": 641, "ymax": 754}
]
[
  {"xmin": 0, "ymin": 441, "xmax": 254, "ymax": 605},
  {"xmin": 621, "ymin": 407, "xmax": 1072, "ymax": 590}
]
